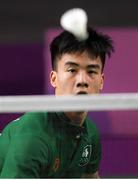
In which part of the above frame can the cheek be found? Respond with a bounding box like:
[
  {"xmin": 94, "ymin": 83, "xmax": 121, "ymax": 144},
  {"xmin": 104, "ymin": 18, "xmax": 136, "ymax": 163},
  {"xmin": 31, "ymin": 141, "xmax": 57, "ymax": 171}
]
[
  {"xmin": 56, "ymin": 74, "xmax": 75, "ymax": 93},
  {"xmin": 93, "ymin": 83, "xmax": 101, "ymax": 92},
  {"xmin": 90, "ymin": 76, "xmax": 104, "ymax": 92},
  {"xmin": 56, "ymin": 73, "xmax": 69, "ymax": 88}
]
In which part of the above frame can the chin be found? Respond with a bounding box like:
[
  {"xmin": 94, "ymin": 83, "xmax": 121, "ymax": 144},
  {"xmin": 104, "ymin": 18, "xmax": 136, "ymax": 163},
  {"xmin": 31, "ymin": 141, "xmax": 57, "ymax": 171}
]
[{"xmin": 75, "ymin": 111, "xmax": 87, "ymax": 117}]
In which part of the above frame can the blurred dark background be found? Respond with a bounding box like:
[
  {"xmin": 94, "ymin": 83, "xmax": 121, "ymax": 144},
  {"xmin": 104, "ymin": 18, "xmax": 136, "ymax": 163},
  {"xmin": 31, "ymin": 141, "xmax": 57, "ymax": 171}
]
[{"xmin": 0, "ymin": 0, "xmax": 138, "ymax": 43}]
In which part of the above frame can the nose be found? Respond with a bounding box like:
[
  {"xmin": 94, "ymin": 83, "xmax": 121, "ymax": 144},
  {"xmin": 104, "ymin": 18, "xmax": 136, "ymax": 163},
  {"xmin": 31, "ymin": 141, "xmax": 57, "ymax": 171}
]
[
  {"xmin": 77, "ymin": 82, "xmax": 88, "ymax": 88},
  {"xmin": 76, "ymin": 71, "xmax": 89, "ymax": 88}
]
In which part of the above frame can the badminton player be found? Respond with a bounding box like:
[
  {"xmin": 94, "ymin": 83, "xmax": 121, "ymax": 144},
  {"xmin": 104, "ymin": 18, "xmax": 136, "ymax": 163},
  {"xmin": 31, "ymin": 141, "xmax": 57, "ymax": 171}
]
[{"xmin": 0, "ymin": 26, "xmax": 114, "ymax": 178}]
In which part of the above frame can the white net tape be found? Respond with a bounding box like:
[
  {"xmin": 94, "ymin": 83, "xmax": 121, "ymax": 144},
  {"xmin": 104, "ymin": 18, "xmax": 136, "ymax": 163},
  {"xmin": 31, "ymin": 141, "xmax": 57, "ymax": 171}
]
[{"xmin": 0, "ymin": 93, "xmax": 138, "ymax": 112}]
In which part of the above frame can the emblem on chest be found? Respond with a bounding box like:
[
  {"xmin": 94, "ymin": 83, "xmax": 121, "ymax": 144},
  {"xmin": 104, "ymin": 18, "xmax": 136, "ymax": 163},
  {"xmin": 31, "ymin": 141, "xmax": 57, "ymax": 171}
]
[{"xmin": 78, "ymin": 145, "xmax": 92, "ymax": 166}]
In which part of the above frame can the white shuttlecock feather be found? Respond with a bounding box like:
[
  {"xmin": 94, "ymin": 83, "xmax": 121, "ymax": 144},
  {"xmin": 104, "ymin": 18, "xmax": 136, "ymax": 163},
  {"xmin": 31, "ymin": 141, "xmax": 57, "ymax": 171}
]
[{"xmin": 60, "ymin": 8, "xmax": 88, "ymax": 41}]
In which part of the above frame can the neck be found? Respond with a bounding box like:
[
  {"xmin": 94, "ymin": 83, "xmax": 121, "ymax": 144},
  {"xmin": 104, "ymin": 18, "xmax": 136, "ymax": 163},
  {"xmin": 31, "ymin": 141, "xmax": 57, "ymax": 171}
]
[{"xmin": 64, "ymin": 111, "xmax": 87, "ymax": 126}]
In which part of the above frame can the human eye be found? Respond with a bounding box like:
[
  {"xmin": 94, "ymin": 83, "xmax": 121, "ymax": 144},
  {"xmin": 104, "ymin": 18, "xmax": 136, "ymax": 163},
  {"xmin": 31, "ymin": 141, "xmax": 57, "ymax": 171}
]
[
  {"xmin": 88, "ymin": 70, "xmax": 97, "ymax": 74},
  {"xmin": 67, "ymin": 68, "xmax": 76, "ymax": 73}
]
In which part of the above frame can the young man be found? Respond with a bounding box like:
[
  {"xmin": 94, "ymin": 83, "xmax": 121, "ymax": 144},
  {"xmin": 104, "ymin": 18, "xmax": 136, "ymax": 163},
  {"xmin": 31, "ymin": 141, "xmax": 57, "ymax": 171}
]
[{"xmin": 0, "ymin": 27, "xmax": 114, "ymax": 178}]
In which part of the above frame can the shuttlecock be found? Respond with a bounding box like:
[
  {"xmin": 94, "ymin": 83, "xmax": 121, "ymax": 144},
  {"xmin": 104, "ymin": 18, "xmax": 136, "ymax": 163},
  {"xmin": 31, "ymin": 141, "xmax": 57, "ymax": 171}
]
[{"xmin": 60, "ymin": 8, "xmax": 88, "ymax": 41}]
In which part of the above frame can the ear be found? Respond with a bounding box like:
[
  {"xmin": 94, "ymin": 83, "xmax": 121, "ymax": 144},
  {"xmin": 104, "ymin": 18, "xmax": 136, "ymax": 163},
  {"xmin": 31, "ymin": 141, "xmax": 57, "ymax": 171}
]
[
  {"xmin": 100, "ymin": 73, "xmax": 104, "ymax": 91},
  {"xmin": 50, "ymin": 71, "xmax": 57, "ymax": 88}
]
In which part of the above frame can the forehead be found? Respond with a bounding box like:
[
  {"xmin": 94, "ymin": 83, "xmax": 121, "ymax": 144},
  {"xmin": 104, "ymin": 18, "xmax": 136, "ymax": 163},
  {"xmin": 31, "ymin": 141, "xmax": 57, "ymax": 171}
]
[{"xmin": 58, "ymin": 52, "xmax": 102, "ymax": 67}]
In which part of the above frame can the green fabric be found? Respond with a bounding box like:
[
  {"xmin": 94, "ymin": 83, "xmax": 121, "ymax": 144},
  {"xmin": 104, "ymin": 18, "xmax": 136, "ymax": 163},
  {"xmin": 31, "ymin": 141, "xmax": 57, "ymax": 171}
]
[{"xmin": 0, "ymin": 112, "xmax": 101, "ymax": 178}]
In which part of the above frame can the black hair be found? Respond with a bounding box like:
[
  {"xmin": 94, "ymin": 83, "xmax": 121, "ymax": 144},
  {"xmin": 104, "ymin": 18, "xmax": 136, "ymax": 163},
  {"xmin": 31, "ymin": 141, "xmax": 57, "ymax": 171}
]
[{"xmin": 50, "ymin": 26, "xmax": 114, "ymax": 71}]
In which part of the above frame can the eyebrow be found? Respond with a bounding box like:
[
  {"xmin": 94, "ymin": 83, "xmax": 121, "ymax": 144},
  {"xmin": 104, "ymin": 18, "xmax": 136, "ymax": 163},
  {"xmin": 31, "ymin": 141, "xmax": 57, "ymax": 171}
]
[
  {"xmin": 64, "ymin": 61, "xmax": 101, "ymax": 69},
  {"xmin": 65, "ymin": 61, "xmax": 79, "ymax": 67}
]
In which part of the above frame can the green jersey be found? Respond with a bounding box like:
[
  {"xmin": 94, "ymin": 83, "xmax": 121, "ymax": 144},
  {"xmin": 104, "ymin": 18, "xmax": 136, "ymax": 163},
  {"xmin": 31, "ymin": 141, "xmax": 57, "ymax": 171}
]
[{"xmin": 0, "ymin": 112, "xmax": 101, "ymax": 178}]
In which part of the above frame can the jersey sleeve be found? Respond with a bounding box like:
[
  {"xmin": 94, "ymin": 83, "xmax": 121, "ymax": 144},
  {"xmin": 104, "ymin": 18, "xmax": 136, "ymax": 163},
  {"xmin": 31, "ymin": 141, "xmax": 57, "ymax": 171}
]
[
  {"xmin": 85, "ymin": 127, "xmax": 101, "ymax": 174},
  {"xmin": 0, "ymin": 133, "xmax": 50, "ymax": 178}
]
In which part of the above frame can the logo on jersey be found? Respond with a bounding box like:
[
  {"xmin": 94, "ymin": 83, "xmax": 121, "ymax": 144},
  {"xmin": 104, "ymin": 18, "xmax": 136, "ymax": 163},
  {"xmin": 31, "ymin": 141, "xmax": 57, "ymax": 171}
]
[{"xmin": 79, "ymin": 145, "xmax": 92, "ymax": 166}]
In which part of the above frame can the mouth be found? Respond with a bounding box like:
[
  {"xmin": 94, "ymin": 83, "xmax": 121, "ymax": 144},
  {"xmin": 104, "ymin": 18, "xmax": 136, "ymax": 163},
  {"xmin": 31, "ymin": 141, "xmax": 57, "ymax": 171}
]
[{"xmin": 76, "ymin": 91, "xmax": 88, "ymax": 95}]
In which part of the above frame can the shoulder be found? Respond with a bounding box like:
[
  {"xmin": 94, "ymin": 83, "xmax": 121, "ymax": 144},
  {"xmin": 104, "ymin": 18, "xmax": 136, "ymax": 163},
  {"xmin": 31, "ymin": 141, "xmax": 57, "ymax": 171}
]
[
  {"xmin": 1, "ymin": 112, "xmax": 57, "ymax": 152},
  {"xmin": 3, "ymin": 112, "xmax": 42, "ymax": 129},
  {"xmin": 14, "ymin": 112, "xmax": 48, "ymax": 133},
  {"xmin": 2, "ymin": 112, "xmax": 51, "ymax": 158},
  {"xmin": 0, "ymin": 112, "xmax": 51, "ymax": 141},
  {"xmin": 0, "ymin": 112, "xmax": 55, "ymax": 169}
]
